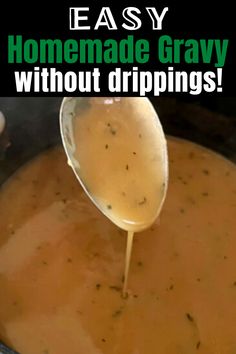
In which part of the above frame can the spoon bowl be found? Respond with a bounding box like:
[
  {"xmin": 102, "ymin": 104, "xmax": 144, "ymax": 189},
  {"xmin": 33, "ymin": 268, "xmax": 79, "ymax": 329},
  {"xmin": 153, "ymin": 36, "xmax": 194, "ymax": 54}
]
[{"xmin": 60, "ymin": 97, "xmax": 168, "ymax": 232}]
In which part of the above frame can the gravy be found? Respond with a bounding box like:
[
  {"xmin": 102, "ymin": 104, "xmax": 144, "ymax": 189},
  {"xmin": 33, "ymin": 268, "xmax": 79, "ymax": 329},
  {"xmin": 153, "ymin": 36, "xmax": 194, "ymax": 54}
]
[
  {"xmin": 0, "ymin": 138, "xmax": 235, "ymax": 354},
  {"xmin": 72, "ymin": 97, "xmax": 168, "ymax": 294}
]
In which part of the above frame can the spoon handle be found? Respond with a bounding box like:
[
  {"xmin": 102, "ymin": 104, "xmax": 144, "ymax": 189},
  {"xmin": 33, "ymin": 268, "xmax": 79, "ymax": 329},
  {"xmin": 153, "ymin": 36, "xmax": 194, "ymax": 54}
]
[{"xmin": 0, "ymin": 342, "xmax": 19, "ymax": 354}]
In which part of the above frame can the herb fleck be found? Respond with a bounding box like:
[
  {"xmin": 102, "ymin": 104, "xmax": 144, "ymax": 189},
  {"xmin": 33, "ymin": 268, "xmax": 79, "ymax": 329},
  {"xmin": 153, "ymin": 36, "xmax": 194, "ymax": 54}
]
[
  {"xmin": 186, "ymin": 313, "xmax": 194, "ymax": 322},
  {"xmin": 188, "ymin": 197, "xmax": 196, "ymax": 205},
  {"xmin": 42, "ymin": 261, "xmax": 48, "ymax": 266},
  {"xmin": 133, "ymin": 294, "xmax": 138, "ymax": 298},
  {"xmin": 126, "ymin": 164, "xmax": 129, "ymax": 170},
  {"xmin": 139, "ymin": 134, "xmax": 142, "ymax": 138},
  {"xmin": 196, "ymin": 278, "xmax": 201, "ymax": 282},
  {"xmin": 138, "ymin": 197, "xmax": 147, "ymax": 205},
  {"xmin": 168, "ymin": 284, "xmax": 174, "ymax": 291},
  {"xmin": 189, "ymin": 152, "xmax": 195, "ymax": 159},
  {"xmin": 67, "ymin": 258, "xmax": 72, "ymax": 263},
  {"xmin": 202, "ymin": 169, "xmax": 209, "ymax": 175},
  {"xmin": 101, "ymin": 338, "xmax": 106, "ymax": 343},
  {"xmin": 96, "ymin": 283, "xmax": 101, "ymax": 290},
  {"xmin": 177, "ymin": 176, "xmax": 188, "ymax": 185},
  {"xmin": 107, "ymin": 204, "xmax": 112, "ymax": 210},
  {"xmin": 105, "ymin": 144, "xmax": 109, "ymax": 149},
  {"xmin": 112, "ymin": 307, "xmax": 123, "ymax": 318},
  {"xmin": 233, "ymin": 281, "xmax": 236, "ymax": 287},
  {"xmin": 202, "ymin": 192, "xmax": 209, "ymax": 197},
  {"xmin": 137, "ymin": 261, "xmax": 143, "ymax": 267},
  {"xmin": 180, "ymin": 208, "xmax": 185, "ymax": 214},
  {"xmin": 133, "ymin": 151, "xmax": 136, "ymax": 155},
  {"xmin": 110, "ymin": 128, "xmax": 116, "ymax": 135},
  {"xmin": 196, "ymin": 341, "xmax": 201, "ymax": 349},
  {"xmin": 93, "ymin": 252, "xmax": 100, "ymax": 258},
  {"xmin": 109, "ymin": 285, "xmax": 121, "ymax": 292}
]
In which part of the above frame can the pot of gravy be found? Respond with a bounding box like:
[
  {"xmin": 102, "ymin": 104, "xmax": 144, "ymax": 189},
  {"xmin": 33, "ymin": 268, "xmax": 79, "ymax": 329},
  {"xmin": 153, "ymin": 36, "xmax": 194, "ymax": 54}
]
[{"xmin": 0, "ymin": 97, "xmax": 235, "ymax": 354}]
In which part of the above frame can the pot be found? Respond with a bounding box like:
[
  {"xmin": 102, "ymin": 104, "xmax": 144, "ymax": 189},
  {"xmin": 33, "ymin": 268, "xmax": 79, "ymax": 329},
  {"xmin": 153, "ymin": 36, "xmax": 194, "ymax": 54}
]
[{"xmin": 0, "ymin": 96, "xmax": 235, "ymax": 353}]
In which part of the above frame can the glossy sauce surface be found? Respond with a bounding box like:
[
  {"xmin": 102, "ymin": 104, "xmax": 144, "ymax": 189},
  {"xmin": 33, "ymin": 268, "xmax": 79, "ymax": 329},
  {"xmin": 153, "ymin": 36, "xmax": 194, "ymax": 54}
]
[
  {"xmin": 72, "ymin": 97, "xmax": 168, "ymax": 232},
  {"xmin": 0, "ymin": 138, "xmax": 236, "ymax": 354}
]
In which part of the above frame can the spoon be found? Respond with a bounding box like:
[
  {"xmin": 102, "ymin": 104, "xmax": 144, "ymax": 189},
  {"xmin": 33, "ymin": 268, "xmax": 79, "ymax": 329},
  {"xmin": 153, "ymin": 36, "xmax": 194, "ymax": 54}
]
[
  {"xmin": 59, "ymin": 97, "xmax": 168, "ymax": 294},
  {"xmin": 0, "ymin": 341, "xmax": 19, "ymax": 354},
  {"xmin": 60, "ymin": 97, "xmax": 168, "ymax": 229},
  {"xmin": 0, "ymin": 111, "xmax": 5, "ymax": 135}
]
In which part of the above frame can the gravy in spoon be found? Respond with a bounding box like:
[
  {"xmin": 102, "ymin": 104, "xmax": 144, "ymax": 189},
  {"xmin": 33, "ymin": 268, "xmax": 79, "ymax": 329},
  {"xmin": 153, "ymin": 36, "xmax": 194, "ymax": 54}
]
[{"xmin": 70, "ymin": 97, "xmax": 168, "ymax": 293}]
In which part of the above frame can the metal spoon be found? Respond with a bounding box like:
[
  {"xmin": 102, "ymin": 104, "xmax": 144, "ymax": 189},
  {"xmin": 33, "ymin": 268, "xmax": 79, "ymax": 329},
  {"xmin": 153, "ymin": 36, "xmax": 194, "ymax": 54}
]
[
  {"xmin": 60, "ymin": 97, "xmax": 168, "ymax": 296},
  {"xmin": 0, "ymin": 341, "xmax": 19, "ymax": 354},
  {"xmin": 59, "ymin": 97, "xmax": 168, "ymax": 231}
]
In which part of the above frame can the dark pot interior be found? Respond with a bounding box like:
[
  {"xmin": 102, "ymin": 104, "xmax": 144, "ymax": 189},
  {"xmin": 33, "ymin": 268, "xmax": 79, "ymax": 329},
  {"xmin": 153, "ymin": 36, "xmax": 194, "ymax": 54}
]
[{"xmin": 0, "ymin": 97, "xmax": 235, "ymax": 186}]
